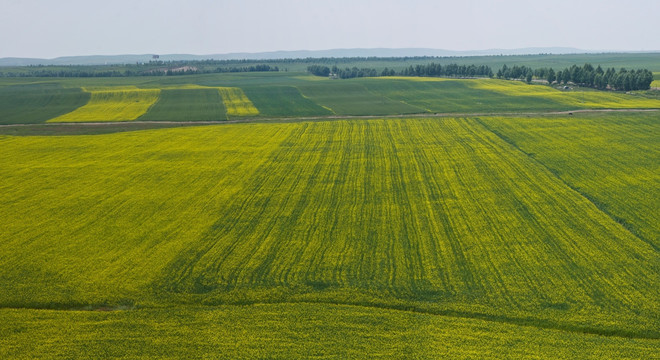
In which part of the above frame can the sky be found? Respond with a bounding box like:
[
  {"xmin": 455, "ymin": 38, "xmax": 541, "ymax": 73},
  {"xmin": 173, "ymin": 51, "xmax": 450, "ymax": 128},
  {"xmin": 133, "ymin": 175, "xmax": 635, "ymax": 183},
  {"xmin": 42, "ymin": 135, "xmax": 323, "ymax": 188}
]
[{"xmin": 1, "ymin": 0, "xmax": 659, "ymax": 58}]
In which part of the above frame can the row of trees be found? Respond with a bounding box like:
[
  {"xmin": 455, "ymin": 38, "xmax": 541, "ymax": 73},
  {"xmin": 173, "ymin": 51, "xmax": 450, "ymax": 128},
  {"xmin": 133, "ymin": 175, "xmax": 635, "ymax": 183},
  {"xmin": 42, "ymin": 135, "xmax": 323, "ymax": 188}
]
[
  {"xmin": 308, "ymin": 63, "xmax": 493, "ymax": 79},
  {"xmin": 497, "ymin": 63, "xmax": 654, "ymax": 91},
  {"xmin": 401, "ymin": 63, "xmax": 493, "ymax": 78},
  {"xmin": 0, "ymin": 62, "xmax": 279, "ymax": 78},
  {"xmin": 307, "ymin": 65, "xmax": 383, "ymax": 79}
]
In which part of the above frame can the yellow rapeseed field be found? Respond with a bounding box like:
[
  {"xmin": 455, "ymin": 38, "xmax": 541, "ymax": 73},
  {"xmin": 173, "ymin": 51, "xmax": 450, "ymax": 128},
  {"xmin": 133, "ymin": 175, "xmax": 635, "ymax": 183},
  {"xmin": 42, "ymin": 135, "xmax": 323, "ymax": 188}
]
[
  {"xmin": 217, "ymin": 87, "xmax": 259, "ymax": 117},
  {"xmin": 470, "ymin": 79, "xmax": 660, "ymax": 108},
  {"xmin": 1, "ymin": 118, "xmax": 658, "ymax": 339},
  {"xmin": 48, "ymin": 87, "xmax": 160, "ymax": 122}
]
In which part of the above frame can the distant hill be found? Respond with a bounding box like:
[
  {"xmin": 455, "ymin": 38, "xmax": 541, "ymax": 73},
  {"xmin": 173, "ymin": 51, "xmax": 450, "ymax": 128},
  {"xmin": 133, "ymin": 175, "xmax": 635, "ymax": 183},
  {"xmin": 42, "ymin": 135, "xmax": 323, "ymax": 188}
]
[{"xmin": 0, "ymin": 47, "xmax": 605, "ymax": 66}]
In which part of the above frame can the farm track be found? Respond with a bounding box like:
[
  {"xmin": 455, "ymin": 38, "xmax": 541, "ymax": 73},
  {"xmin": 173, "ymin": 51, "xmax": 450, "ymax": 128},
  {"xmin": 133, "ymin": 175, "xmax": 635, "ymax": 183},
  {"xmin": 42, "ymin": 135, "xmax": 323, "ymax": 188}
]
[{"xmin": 0, "ymin": 108, "xmax": 657, "ymax": 128}]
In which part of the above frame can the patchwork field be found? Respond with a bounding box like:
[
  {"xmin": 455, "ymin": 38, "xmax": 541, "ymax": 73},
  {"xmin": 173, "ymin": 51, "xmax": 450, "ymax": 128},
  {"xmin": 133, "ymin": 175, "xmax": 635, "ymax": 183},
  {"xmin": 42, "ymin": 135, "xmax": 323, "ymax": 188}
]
[
  {"xmin": 2, "ymin": 74, "xmax": 658, "ymax": 124},
  {"xmin": 1, "ymin": 114, "xmax": 658, "ymax": 357}
]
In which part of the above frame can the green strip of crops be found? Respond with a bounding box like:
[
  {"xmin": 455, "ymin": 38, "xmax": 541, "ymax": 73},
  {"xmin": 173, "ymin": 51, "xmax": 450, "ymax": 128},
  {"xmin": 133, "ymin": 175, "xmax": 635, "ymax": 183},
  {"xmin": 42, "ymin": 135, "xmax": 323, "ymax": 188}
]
[{"xmin": 1, "ymin": 118, "xmax": 657, "ymax": 339}]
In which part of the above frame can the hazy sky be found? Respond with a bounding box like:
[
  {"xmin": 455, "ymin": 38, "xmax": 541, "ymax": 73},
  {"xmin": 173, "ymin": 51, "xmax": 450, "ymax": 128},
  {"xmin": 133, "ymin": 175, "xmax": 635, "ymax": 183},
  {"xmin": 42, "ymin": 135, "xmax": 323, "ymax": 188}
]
[{"xmin": 1, "ymin": 0, "xmax": 659, "ymax": 58}]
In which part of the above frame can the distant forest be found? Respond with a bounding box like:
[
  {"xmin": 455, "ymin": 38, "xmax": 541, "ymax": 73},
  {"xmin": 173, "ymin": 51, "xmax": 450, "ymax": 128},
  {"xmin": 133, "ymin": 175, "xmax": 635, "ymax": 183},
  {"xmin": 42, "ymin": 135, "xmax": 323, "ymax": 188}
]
[
  {"xmin": 496, "ymin": 64, "xmax": 653, "ymax": 91},
  {"xmin": 308, "ymin": 62, "xmax": 654, "ymax": 91},
  {"xmin": 307, "ymin": 63, "xmax": 494, "ymax": 79}
]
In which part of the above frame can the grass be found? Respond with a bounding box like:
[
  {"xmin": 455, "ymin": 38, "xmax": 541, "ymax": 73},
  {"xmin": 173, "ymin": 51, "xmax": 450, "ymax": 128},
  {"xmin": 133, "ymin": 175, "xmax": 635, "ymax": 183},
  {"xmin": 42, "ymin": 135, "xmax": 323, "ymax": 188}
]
[
  {"xmin": 217, "ymin": 87, "xmax": 259, "ymax": 117},
  {"xmin": 48, "ymin": 87, "xmax": 160, "ymax": 122},
  {"xmin": 1, "ymin": 119, "xmax": 658, "ymax": 341},
  {"xmin": 137, "ymin": 88, "xmax": 226, "ymax": 121},
  {"xmin": 0, "ymin": 83, "xmax": 89, "ymax": 124}
]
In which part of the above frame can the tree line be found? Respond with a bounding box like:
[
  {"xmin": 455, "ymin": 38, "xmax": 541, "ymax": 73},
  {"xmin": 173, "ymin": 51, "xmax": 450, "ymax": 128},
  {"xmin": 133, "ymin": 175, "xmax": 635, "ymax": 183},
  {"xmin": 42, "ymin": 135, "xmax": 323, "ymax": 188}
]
[
  {"xmin": 308, "ymin": 63, "xmax": 493, "ymax": 79},
  {"xmin": 0, "ymin": 62, "xmax": 279, "ymax": 78},
  {"xmin": 497, "ymin": 63, "xmax": 653, "ymax": 91}
]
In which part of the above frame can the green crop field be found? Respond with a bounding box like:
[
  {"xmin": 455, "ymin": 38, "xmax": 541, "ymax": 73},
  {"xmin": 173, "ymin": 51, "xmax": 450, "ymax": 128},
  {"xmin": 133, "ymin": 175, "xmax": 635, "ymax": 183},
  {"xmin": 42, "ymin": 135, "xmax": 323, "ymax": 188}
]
[
  {"xmin": 0, "ymin": 83, "xmax": 89, "ymax": 124},
  {"xmin": 1, "ymin": 113, "xmax": 659, "ymax": 357},
  {"xmin": 296, "ymin": 81, "xmax": 424, "ymax": 115},
  {"xmin": 136, "ymin": 88, "xmax": 227, "ymax": 121},
  {"xmin": 242, "ymin": 85, "xmax": 333, "ymax": 117}
]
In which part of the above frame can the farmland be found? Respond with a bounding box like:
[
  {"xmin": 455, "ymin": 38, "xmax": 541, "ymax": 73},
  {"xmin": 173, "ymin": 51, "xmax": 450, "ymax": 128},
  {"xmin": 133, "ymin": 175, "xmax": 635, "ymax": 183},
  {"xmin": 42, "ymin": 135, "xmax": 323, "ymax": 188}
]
[
  {"xmin": 1, "ymin": 73, "xmax": 660, "ymax": 124},
  {"xmin": 137, "ymin": 88, "xmax": 226, "ymax": 121},
  {"xmin": 0, "ymin": 65, "xmax": 659, "ymax": 358},
  {"xmin": 48, "ymin": 87, "xmax": 160, "ymax": 122},
  {"xmin": 1, "ymin": 112, "xmax": 659, "ymax": 357}
]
